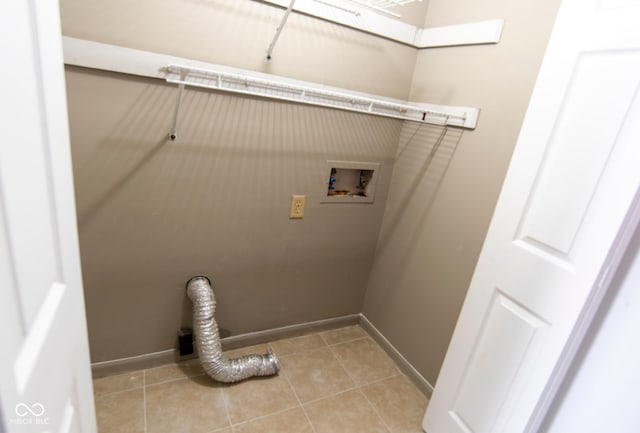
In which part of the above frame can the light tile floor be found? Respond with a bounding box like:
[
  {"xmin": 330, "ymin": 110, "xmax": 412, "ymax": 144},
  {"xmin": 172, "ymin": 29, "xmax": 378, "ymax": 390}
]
[{"xmin": 93, "ymin": 325, "xmax": 429, "ymax": 433}]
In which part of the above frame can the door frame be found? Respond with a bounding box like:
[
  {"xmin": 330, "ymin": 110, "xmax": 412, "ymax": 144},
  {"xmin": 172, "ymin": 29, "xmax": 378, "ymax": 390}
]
[{"xmin": 524, "ymin": 187, "xmax": 640, "ymax": 432}]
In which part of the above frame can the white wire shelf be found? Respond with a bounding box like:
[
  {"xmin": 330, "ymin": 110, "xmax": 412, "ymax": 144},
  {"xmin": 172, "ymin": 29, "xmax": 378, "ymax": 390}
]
[
  {"xmin": 311, "ymin": 0, "xmax": 422, "ymax": 18},
  {"xmin": 355, "ymin": 0, "xmax": 421, "ymax": 6},
  {"xmin": 346, "ymin": 0, "xmax": 422, "ymax": 17},
  {"xmin": 266, "ymin": 0, "xmax": 423, "ymax": 61},
  {"xmin": 260, "ymin": 0, "xmax": 503, "ymax": 48},
  {"xmin": 163, "ymin": 63, "xmax": 476, "ymax": 140}
]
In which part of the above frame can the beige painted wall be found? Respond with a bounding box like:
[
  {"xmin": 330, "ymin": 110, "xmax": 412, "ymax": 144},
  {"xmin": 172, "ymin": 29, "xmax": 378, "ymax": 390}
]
[
  {"xmin": 60, "ymin": 0, "xmax": 420, "ymax": 362},
  {"xmin": 362, "ymin": 0, "xmax": 561, "ymax": 385},
  {"xmin": 66, "ymin": 66, "xmax": 402, "ymax": 362},
  {"xmin": 62, "ymin": 0, "xmax": 563, "ymax": 376},
  {"xmin": 59, "ymin": 0, "xmax": 418, "ymax": 99}
]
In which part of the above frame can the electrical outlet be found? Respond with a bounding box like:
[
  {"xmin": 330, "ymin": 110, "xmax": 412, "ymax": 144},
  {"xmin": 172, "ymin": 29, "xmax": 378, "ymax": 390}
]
[{"xmin": 289, "ymin": 195, "xmax": 306, "ymax": 219}]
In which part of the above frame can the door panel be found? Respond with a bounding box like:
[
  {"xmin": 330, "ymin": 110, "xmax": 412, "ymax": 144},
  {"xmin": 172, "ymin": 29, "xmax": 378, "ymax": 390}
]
[
  {"xmin": 517, "ymin": 51, "xmax": 640, "ymax": 258},
  {"xmin": 0, "ymin": 0, "xmax": 96, "ymax": 432},
  {"xmin": 423, "ymin": 1, "xmax": 640, "ymax": 432},
  {"xmin": 450, "ymin": 292, "xmax": 547, "ymax": 433}
]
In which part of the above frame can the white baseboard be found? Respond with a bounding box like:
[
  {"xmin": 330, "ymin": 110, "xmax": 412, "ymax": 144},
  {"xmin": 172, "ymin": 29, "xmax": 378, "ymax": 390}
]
[
  {"xmin": 91, "ymin": 314, "xmax": 360, "ymax": 377},
  {"xmin": 91, "ymin": 349, "xmax": 182, "ymax": 378},
  {"xmin": 220, "ymin": 314, "xmax": 361, "ymax": 350},
  {"xmin": 359, "ymin": 314, "xmax": 434, "ymax": 397},
  {"xmin": 91, "ymin": 312, "xmax": 434, "ymax": 399}
]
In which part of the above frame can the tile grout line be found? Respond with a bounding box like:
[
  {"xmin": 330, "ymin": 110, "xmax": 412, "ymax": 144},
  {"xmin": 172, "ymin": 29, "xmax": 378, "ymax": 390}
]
[
  {"xmin": 227, "ymin": 405, "xmax": 308, "ymax": 431},
  {"xmin": 144, "ymin": 372, "xmax": 207, "ymax": 388},
  {"xmin": 93, "ymin": 384, "xmax": 145, "ymax": 399},
  {"xmin": 320, "ymin": 331, "xmax": 370, "ymax": 348},
  {"xmin": 330, "ymin": 335, "xmax": 403, "ymax": 382},
  {"xmin": 96, "ymin": 369, "xmax": 208, "ymax": 393},
  {"xmin": 219, "ymin": 383, "xmax": 234, "ymax": 431},
  {"xmin": 327, "ymin": 343, "xmax": 360, "ymax": 388},
  {"xmin": 296, "ymin": 370, "xmax": 402, "ymax": 407},
  {"xmin": 142, "ymin": 370, "xmax": 148, "ymax": 433},
  {"xmin": 208, "ymin": 426, "xmax": 233, "ymax": 433},
  {"xmin": 97, "ymin": 326, "xmax": 408, "ymax": 433},
  {"xmin": 92, "ymin": 369, "xmax": 147, "ymax": 398},
  {"xmin": 357, "ymin": 387, "xmax": 394, "ymax": 433},
  {"xmin": 278, "ymin": 361, "xmax": 319, "ymax": 433},
  {"xmin": 317, "ymin": 333, "xmax": 330, "ymax": 347},
  {"xmin": 268, "ymin": 330, "xmax": 367, "ymax": 432},
  {"xmin": 303, "ymin": 385, "xmax": 361, "ymax": 405},
  {"xmin": 291, "ymin": 338, "xmax": 366, "ymax": 407},
  {"xmin": 316, "ymin": 329, "xmax": 398, "ymax": 432}
]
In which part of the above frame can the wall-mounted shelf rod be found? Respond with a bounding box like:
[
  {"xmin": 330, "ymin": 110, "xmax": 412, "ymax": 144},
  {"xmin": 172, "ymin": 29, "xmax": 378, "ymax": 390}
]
[
  {"xmin": 169, "ymin": 71, "xmax": 186, "ymax": 141},
  {"xmin": 163, "ymin": 63, "xmax": 474, "ymax": 140}
]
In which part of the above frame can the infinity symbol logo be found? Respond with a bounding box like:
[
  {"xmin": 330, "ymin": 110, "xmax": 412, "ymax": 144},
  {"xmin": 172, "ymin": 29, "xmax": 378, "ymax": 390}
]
[{"xmin": 15, "ymin": 403, "xmax": 45, "ymax": 417}]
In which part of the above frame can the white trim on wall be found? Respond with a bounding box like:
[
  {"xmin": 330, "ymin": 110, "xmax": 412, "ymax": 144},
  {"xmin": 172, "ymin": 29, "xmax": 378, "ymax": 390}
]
[
  {"xmin": 91, "ymin": 314, "xmax": 360, "ymax": 378},
  {"xmin": 415, "ymin": 19, "xmax": 505, "ymax": 48},
  {"xmin": 359, "ymin": 314, "xmax": 435, "ymax": 397},
  {"xmin": 91, "ymin": 349, "xmax": 181, "ymax": 378},
  {"xmin": 62, "ymin": 37, "xmax": 480, "ymax": 129},
  {"xmin": 90, "ymin": 312, "xmax": 435, "ymax": 398}
]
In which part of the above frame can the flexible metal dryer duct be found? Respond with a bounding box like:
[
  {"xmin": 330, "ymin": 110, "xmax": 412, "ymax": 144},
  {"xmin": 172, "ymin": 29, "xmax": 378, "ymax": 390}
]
[{"xmin": 186, "ymin": 276, "xmax": 280, "ymax": 383}]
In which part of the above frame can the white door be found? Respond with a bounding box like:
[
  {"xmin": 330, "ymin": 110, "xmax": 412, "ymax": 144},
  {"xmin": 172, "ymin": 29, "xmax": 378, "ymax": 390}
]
[
  {"xmin": 423, "ymin": 0, "xmax": 640, "ymax": 432},
  {"xmin": 0, "ymin": 1, "xmax": 96, "ymax": 433}
]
